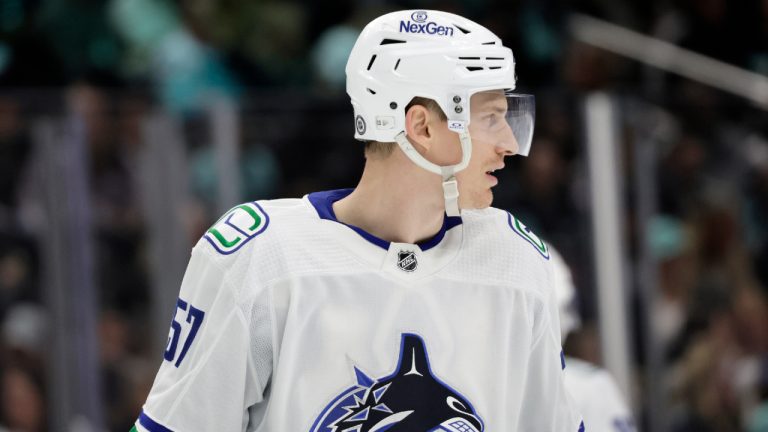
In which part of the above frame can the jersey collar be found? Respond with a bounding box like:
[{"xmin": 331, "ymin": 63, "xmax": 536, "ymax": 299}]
[{"xmin": 306, "ymin": 189, "xmax": 462, "ymax": 252}]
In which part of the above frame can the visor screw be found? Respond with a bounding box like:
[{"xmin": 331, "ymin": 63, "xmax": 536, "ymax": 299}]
[
  {"xmin": 453, "ymin": 95, "xmax": 461, "ymax": 103},
  {"xmin": 454, "ymin": 105, "xmax": 463, "ymax": 114},
  {"xmin": 390, "ymin": 102, "xmax": 397, "ymax": 109}
]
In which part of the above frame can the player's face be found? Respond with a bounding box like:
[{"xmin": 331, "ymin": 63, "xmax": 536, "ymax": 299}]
[{"xmin": 456, "ymin": 91, "xmax": 519, "ymax": 209}]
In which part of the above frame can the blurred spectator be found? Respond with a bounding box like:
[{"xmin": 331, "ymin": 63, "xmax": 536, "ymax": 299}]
[
  {"xmin": 100, "ymin": 310, "xmax": 151, "ymax": 431},
  {"xmin": 562, "ymin": 40, "xmax": 626, "ymax": 91},
  {"xmin": 668, "ymin": 308, "xmax": 741, "ymax": 432},
  {"xmin": 0, "ymin": 359, "xmax": 46, "ymax": 432},
  {"xmin": 310, "ymin": 23, "xmax": 359, "ymax": 91},
  {"xmin": 2, "ymin": 303, "xmax": 47, "ymax": 356},
  {"xmin": 177, "ymin": 0, "xmax": 309, "ymax": 87},
  {"xmin": 0, "ymin": 97, "xmax": 31, "ymax": 222},
  {"xmin": 66, "ymin": 83, "xmax": 149, "ymax": 313},
  {"xmin": 37, "ymin": 0, "xmax": 124, "ymax": 82},
  {"xmin": 308, "ymin": 5, "xmax": 393, "ymax": 92},
  {"xmin": 190, "ymin": 142, "xmax": 282, "ymax": 209},
  {"xmin": 0, "ymin": 0, "xmax": 66, "ymax": 86},
  {"xmin": 109, "ymin": 0, "xmax": 240, "ymax": 112},
  {"xmin": 649, "ymin": 215, "xmax": 696, "ymax": 352},
  {"xmin": 0, "ymin": 236, "xmax": 38, "ymax": 322},
  {"xmin": 659, "ymin": 134, "xmax": 708, "ymax": 216},
  {"xmin": 744, "ymin": 149, "xmax": 768, "ymax": 292}
]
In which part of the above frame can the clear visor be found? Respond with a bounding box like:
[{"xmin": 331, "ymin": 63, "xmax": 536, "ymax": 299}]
[{"xmin": 468, "ymin": 92, "xmax": 535, "ymax": 156}]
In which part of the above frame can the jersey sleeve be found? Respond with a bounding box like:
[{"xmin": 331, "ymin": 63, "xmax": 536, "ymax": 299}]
[
  {"xmin": 517, "ymin": 282, "xmax": 585, "ymax": 431},
  {"xmin": 134, "ymin": 242, "xmax": 270, "ymax": 432}
]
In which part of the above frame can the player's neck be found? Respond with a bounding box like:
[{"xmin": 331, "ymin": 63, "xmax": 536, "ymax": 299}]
[{"xmin": 333, "ymin": 152, "xmax": 446, "ymax": 245}]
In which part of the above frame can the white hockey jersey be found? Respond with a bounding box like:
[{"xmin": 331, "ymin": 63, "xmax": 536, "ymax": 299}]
[
  {"xmin": 563, "ymin": 357, "xmax": 634, "ymax": 432},
  {"xmin": 134, "ymin": 189, "xmax": 584, "ymax": 432}
]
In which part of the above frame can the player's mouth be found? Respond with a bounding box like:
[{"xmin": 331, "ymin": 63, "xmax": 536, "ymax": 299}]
[{"xmin": 485, "ymin": 165, "xmax": 504, "ymax": 186}]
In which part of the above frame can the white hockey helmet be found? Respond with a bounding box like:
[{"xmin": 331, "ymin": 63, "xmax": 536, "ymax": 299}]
[{"xmin": 345, "ymin": 10, "xmax": 535, "ymax": 215}]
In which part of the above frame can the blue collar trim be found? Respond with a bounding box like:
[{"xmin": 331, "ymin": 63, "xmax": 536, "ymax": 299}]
[{"xmin": 307, "ymin": 189, "xmax": 462, "ymax": 252}]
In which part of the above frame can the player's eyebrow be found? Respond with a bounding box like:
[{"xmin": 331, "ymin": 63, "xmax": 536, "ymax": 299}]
[{"xmin": 481, "ymin": 104, "xmax": 507, "ymax": 114}]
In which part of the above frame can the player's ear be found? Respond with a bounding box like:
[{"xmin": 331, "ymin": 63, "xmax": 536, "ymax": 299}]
[{"xmin": 405, "ymin": 104, "xmax": 434, "ymax": 152}]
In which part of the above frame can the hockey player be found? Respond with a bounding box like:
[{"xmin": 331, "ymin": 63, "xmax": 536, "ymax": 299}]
[
  {"xmin": 551, "ymin": 247, "xmax": 636, "ymax": 432},
  {"xmin": 134, "ymin": 9, "xmax": 584, "ymax": 431}
]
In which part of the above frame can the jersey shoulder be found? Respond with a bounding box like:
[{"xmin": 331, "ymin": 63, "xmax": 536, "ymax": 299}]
[
  {"xmin": 462, "ymin": 206, "xmax": 551, "ymax": 261},
  {"xmin": 200, "ymin": 198, "xmax": 310, "ymax": 255},
  {"xmin": 446, "ymin": 207, "xmax": 552, "ymax": 290},
  {"xmin": 194, "ymin": 197, "xmax": 319, "ymax": 273},
  {"xmin": 506, "ymin": 211, "xmax": 551, "ymax": 260},
  {"xmin": 195, "ymin": 196, "xmax": 360, "ymax": 289}
]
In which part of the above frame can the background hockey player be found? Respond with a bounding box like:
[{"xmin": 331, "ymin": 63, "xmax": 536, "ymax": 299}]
[
  {"xmin": 551, "ymin": 246, "xmax": 636, "ymax": 432},
  {"xmin": 133, "ymin": 9, "xmax": 583, "ymax": 431}
]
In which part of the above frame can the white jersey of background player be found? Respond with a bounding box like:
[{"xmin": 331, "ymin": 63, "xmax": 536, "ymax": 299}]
[
  {"xmin": 551, "ymin": 247, "xmax": 635, "ymax": 432},
  {"xmin": 134, "ymin": 10, "xmax": 584, "ymax": 432}
]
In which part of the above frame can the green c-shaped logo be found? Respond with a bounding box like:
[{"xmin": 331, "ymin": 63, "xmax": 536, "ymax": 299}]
[
  {"xmin": 508, "ymin": 213, "xmax": 550, "ymax": 259},
  {"xmin": 204, "ymin": 202, "xmax": 269, "ymax": 255}
]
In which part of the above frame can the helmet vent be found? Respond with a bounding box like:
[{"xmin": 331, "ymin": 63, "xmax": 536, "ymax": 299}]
[
  {"xmin": 367, "ymin": 88, "xmax": 377, "ymax": 95},
  {"xmin": 466, "ymin": 66, "xmax": 484, "ymax": 72},
  {"xmin": 489, "ymin": 67, "xmax": 501, "ymax": 70},
  {"xmin": 367, "ymin": 55, "xmax": 377, "ymax": 71},
  {"xmin": 486, "ymin": 57, "xmax": 504, "ymax": 60},
  {"xmin": 482, "ymin": 41, "xmax": 496, "ymax": 45},
  {"xmin": 380, "ymin": 38, "xmax": 406, "ymax": 45},
  {"xmin": 454, "ymin": 24, "xmax": 471, "ymax": 34},
  {"xmin": 458, "ymin": 56, "xmax": 481, "ymax": 60},
  {"xmin": 394, "ymin": 59, "xmax": 401, "ymax": 70}
]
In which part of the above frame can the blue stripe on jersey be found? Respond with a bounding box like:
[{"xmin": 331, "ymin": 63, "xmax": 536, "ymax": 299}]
[
  {"xmin": 579, "ymin": 420, "xmax": 585, "ymax": 431},
  {"xmin": 308, "ymin": 189, "xmax": 462, "ymax": 252},
  {"xmin": 561, "ymin": 350, "xmax": 566, "ymax": 370},
  {"xmin": 139, "ymin": 411, "xmax": 173, "ymax": 432}
]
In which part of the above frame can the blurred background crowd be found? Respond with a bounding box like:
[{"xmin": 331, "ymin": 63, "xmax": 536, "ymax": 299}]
[{"xmin": 0, "ymin": 0, "xmax": 767, "ymax": 431}]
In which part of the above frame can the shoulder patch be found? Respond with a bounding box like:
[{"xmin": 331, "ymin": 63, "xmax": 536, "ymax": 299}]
[
  {"xmin": 204, "ymin": 202, "xmax": 270, "ymax": 255},
  {"xmin": 507, "ymin": 212, "xmax": 550, "ymax": 260}
]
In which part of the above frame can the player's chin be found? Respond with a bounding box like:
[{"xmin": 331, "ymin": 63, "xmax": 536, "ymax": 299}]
[{"xmin": 464, "ymin": 189, "xmax": 494, "ymax": 210}]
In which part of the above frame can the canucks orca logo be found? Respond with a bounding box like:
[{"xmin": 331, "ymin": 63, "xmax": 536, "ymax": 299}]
[{"xmin": 309, "ymin": 333, "xmax": 484, "ymax": 432}]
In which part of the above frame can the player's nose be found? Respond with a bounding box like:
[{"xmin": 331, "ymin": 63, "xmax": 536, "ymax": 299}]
[{"xmin": 495, "ymin": 123, "xmax": 518, "ymax": 156}]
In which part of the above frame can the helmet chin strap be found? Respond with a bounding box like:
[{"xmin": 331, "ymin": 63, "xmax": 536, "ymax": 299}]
[{"xmin": 394, "ymin": 131, "xmax": 472, "ymax": 217}]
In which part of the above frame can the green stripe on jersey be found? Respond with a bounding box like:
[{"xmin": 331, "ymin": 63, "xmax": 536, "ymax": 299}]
[{"xmin": 509, "ymin": 213, "xmax": 550, "ymax": 259}]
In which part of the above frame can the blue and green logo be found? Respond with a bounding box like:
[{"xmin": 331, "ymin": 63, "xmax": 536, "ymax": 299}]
[
  {"xmin": 507, "ymin": 212, "xmax": 549, "ymax": 259},
  {"xmin": 204, "ymin": 202, "xmax": 269, "ymax": 255}
]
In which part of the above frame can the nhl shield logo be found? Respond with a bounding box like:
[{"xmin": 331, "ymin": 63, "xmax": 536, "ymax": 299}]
[{"xmin": 397, "ymin": 250, "xmax": 418, "ymax": 272}]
